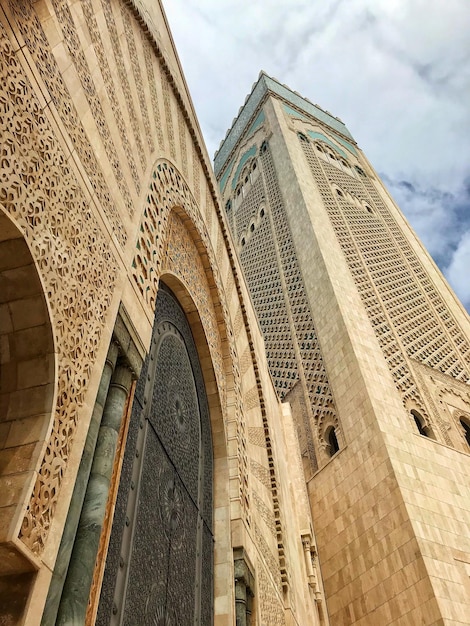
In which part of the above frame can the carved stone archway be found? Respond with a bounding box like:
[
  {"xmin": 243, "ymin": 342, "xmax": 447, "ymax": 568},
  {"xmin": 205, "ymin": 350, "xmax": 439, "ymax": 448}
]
[{"xmin": 0, "ymin": 210, "xmax": 56, "ymax": 622}]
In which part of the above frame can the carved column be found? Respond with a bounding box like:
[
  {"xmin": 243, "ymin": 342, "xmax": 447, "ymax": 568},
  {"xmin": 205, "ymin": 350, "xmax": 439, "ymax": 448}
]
[
  {"xmin": 235, "ymin": 577, "xmax": 247, "ymax": 626},
  {"xmin": 41, "ymin": 342, "xmax": 119, "ymax": 626},
  {"xmin": 234, "ymin": 548, "xmax": 255, "ymax": 626},
  {"xmin": 301, "ymin": 533, "xmax": 323, "ymax": 601},
  {"xmin": 56, "ymin": 361, "xmax": 133, "ymax": 626}
]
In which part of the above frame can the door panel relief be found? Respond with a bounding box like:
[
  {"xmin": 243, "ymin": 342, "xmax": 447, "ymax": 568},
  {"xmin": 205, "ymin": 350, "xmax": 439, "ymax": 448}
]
[{"xmin": 97, "ymin": 285, "xmax": 213, "ymax": 626}]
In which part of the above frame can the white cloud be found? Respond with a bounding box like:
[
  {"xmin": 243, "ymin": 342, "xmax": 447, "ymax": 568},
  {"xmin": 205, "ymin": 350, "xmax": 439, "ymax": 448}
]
[
  {"xmin": 163, "ymin": 0, "xmax": 470, "ymax": 310},
  {"xmin": 447, "ymin": 231, "xmax": 470, "ymax": 310}
]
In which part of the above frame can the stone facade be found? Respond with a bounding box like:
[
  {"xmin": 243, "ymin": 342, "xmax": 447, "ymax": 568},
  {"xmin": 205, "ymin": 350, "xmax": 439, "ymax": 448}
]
[
  {"xmin": 0, "ymin": 2, "xmax": 319, "ymax": 625},
  {"xmin": 1, "ymin": 2, "xmax": 469, "ymax": 625},
  {"xmin": 216, "ymin": 73, "xmax": 470, "ymax": 625}
]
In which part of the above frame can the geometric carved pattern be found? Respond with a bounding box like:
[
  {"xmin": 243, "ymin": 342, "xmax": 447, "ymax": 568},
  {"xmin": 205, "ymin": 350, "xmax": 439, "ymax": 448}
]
[
  {"xmin": 253, "ymin": 490, "xmax": 276, "ymax": 538},
  {"xmin": 192, "ymin": 143, "xmax": 201, "ymax": 205},
  {"xmin": 362, "ymin": 174, "xmax": 470, "ymax": 375},
  {"xmin": 300, "ymin": 136, "xmax": 470, "ymax": 442},
  {"xmin": 161, "ymin": 68, "xmax": 176, "ymax": 160},
  {"xmin": 260, "ymin": 147, "xmax": 338, "ymax": 438},
  {"xmin": 0, "ymin": 22, "xmax": 117, "ymax": 552},
  {"xmin": 255, "ymin": 523, "xmax": 282, "ymax": 594},
  {"xmin": 204, "ymin": 183, "xmax": 213, "ymax": 234},
  {"xmin": 51, "ymin": 0, "xmax": 134, "ymax": 215},
  {"xmin": 239, "ymin": 162, "xmax": 299, "ymax": 398},
  {"xmin": 131, "ymin": 160, "xmax": 253, "ymax": 520},
  {"xmin": 178, "ymin": 108, "xmax": 188, "ymax": 178},
  {"xmin": 100, "ymin": 0, "xmax": 147, "ymax": 172},
  {"xmin": 250, "ymin": 459, "xmax": 271, "ymax": 490},
  {"xmin": 120, "ymin": 2, "xmax": 154, "ymax": 155},
  {"xmin": 163, "ymin": 211, "xmax": 226, "ymax": 408},
  {"xmin": 233, "ymin": 307, "xmax": 245, "ymax": 340},
  {"xmin": 9, "ymin": 0, "xmax": 127, "ymax": 246},
  {"xmin": 81, "ymin": 0, "xmax": 141, "ymax": 193},
  {"xmin": 248, "ymin": 428, "xmax": 267, "ymax": 448},
  {"xmin": 132, "ymin": 163, "xmax": 174, "ymax": 309},
  {"xmin": 142, "ymin": 37, "xmax": 165, "ymax": 152},
  {"xmin": 234, "ymin": 142, "xmax": 340, "ymax": 470},
  {"xmin": 244, "ymin": 385, "xmax": 260, "ymax": 411},
  {"xmin": 257, "ymin": 559, "xmax": 286, "ymax": 624}
]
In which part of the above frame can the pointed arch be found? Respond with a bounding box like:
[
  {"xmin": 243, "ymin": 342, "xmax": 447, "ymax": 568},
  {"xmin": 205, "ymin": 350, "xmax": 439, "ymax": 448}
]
[
  {"xmin": 0, "ymin": 209, "xmax": 56, "ymax": 620},
  {"xmin": 129, "ymin": 164, "xmax": 242, "ymax": 621}
]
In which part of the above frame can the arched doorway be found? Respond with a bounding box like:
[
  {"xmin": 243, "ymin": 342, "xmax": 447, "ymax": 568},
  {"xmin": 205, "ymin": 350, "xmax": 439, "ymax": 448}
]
[
  {"xmin": 0, "ymin": 210, "xmax": 55, "ymax": 622},
  {"xmin": 98, "ymin": 284, "xmax": 213, "ymax": 625}
]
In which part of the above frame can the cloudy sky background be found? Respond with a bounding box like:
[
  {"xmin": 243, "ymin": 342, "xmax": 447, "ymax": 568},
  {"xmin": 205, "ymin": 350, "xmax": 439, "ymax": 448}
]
[{"xmin": 163, "ymin": 0, "xmax": 470, "ymax": 311}]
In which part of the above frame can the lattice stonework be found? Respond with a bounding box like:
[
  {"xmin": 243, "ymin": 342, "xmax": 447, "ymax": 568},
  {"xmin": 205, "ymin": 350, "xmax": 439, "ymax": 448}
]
[
  {"xmin": 51, "ymin": 0, "xmax": 134, "ymax": 216},
  {"xmin": 239, "ymin": 175, "xmax": 300, "ymax": 397},
  {"xmin": 233, "ymin": 141, "xmax": 340, "ymax": 468},
  {"xmin": 120, "ymin": 1, "xmax": 154, "ymax": 155},
  {"xmin": 9, "ymin": 0, "xmax": 127, "ymax": 247},
  {"xmin": 0, "ymin": 19, "xmax": 118, "ymax": 552},
  {"xmin": 100, "ymin": 0, "xmax": 147, "ymax": 172},
  {"xmin": 161, "ymin": 67, "xmax": 176, "ymax": 160},
  {"xmin": 81, "ymin": 0, "xmax": 141, "ymax": 193},
  {"xmin": 299, "ymin": 135, "xmax": 470, "ymax": 440}
]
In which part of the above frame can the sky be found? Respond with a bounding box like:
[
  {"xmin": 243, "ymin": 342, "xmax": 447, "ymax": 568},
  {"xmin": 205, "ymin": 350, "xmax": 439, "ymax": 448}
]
[{"xmin": 163, "ymin": 0, "xmax": 470, "ymax": 312}]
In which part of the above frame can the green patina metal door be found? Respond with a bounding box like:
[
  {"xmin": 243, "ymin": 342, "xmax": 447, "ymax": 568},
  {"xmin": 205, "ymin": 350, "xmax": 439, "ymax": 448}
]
[{"xmin": 97, "ymin": 285, "xmax": 213, "ymax": 626}]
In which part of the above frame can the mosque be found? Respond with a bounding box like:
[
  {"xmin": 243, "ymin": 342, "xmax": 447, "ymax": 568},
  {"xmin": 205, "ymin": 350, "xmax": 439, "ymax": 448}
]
[{"xmin": 1, "ymin": 2, "xmax": 470, "ymax": 625}]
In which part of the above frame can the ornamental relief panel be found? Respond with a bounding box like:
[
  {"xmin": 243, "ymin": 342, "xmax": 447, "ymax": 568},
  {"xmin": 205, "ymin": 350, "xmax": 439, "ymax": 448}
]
[
  {"xmin": 132, "ymin": 160, "xmax": 290, "ymax": 594},
  {"xmin": 0, "ymin": 19, "xmax": 118, "ymax": 553},
  {"xmin": 100, "ymin": 0, "xmax": 148, "ymax": 173},
  {"xmin": 80, "ymin": 0, "xmax": 142, "ymax": 193},
  {"xmin": 299, "ymin": 135, "xmax": 470, "ymax": 448},
  {"xmin": 120, "ymin": 1, "xmax": 154, "ymax": 154},
  {"xmin": 162, "ymin": 211, "xmax": 226, "ymax": 408},
  {"xmin": 257, "ymin": 558, "xmax": 286, "ymax": 624},
  {"xmin": 418, "ymin": 362, "xmax": 470, "ymax": 450},
  {"xmin": 131, "ymin": 160, "xmax": 253, "ymax": 513},
  {"xmin": 51, "ymin": 0, "xmax": 135, "ymax": 215},
  {"xmin": 9, "ymin": 0, "xmax": 128, "ymax": 247}
]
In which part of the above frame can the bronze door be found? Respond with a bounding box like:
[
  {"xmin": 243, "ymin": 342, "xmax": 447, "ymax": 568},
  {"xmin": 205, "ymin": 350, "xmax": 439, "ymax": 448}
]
[{"xmin": 98, "ymin": 286, "xmax": 213, "ymax": 625}]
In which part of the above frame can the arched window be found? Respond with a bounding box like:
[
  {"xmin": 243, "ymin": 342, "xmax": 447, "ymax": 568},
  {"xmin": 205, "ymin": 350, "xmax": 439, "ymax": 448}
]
[
  {"xmin": 411, "ymin": 410, "xmax": 433, "ymax": 438},
  {"xmin": 326, "ymin": 426, "xmax": 340, "ymax": 456},
  {"xmin": 460, "ymin": 418, "xmax": 470, "ymax": 448},
  {"xmin": 298, "ymin": 132, "xmax": 308, "ymax": 142}
]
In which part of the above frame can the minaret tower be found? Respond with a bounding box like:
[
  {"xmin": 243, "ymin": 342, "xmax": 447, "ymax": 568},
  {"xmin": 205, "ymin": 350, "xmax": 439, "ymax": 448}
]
[{"xmin": 215, "ymin": 72, "xmax": 470, "ymax": 625}]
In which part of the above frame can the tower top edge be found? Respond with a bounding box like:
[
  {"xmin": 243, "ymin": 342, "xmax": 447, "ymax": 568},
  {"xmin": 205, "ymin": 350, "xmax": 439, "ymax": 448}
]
[{"xmin": 213, "ymin": 72, "xmax": 355, "ymax": 177}]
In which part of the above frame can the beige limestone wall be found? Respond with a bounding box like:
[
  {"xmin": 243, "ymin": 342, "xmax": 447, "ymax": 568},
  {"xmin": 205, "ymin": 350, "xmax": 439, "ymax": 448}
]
[
  {"xmin": 266, "ymin": 95, "xmax": 470, "ymax": 624},
  {"xmin": 0, "ymin": 1, "xmax": 315, "ymax": 624}
]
